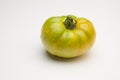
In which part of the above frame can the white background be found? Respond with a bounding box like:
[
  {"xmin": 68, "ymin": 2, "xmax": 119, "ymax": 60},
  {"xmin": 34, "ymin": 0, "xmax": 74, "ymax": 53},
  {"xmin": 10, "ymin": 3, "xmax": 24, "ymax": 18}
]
[{"xmin": 0, "ymin": 0, "xmax": 120, "ymax": 80}]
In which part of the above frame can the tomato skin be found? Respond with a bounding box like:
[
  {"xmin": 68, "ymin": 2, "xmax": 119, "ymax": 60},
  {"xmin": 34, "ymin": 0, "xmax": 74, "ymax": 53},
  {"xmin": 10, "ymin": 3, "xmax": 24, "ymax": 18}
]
[{"xmin": 41, "ymin": 15, "xmax": 96, "ymax": 58}]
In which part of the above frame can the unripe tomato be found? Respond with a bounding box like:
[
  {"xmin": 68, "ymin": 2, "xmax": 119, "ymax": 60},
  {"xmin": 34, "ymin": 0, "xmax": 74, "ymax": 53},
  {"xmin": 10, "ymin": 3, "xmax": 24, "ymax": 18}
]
[{"xmin": 41, "ymin": 15, "xmax": 96, "ymax": 58}]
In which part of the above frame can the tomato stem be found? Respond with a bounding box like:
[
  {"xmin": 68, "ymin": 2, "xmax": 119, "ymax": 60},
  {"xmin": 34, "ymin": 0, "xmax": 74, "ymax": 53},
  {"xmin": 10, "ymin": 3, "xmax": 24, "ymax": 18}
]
[{"xmin": 64, "ymin": 16, "xmax": 76, "ymax": 30}]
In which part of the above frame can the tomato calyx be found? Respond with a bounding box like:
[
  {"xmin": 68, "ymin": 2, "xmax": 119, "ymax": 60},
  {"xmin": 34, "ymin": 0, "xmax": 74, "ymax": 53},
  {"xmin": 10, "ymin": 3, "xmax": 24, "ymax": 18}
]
[{"xmin": 64, "ymin": 16, "xmax": 76, "ymax": 30}]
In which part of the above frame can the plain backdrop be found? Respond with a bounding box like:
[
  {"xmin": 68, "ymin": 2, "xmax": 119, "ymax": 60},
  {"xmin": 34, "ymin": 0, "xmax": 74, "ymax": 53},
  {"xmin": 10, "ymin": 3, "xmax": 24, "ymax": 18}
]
[{"xmin": 0, "ymin": 0, "xmax": 120, "ymax": 80}]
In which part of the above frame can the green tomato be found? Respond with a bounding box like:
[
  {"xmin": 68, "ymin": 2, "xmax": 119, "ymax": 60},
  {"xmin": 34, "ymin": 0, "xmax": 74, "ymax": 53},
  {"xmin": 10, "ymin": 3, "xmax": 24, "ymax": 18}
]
[{"xmin": 41, "ymin": 15, "xmax": 96, "ymax": 58}]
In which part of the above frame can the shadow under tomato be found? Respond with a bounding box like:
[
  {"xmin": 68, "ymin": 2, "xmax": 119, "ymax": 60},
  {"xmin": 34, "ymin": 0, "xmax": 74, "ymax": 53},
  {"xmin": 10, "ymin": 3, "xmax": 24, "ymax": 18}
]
[{"xmin": 45, "ymin": 51, "xmax": 90, "ymax": 62}]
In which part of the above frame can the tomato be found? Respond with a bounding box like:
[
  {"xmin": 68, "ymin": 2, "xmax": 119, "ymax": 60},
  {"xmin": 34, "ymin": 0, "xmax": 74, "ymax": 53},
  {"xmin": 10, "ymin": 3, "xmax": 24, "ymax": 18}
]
[{"xmin": 41, "ymin": 15, "xmax": 96, "ymax": 58}]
